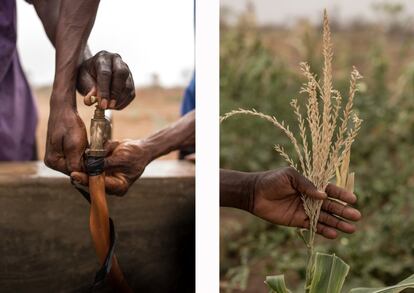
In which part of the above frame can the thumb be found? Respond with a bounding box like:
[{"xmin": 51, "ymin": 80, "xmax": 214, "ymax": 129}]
[
  {"xmin": 291, "ymin": 171, "xmax": 326, "ymax": 200},
  {"xmin": 84, "ymin": 86, "xmax": 97, "ymax": 106},
  {"xmin": 104, "ymin": 140, "xmax": 120, "ymax": 155},
  {"xmin": 70, "ymin": 171, "xmax": 89, "ymax": 186},
  {"xmin": 104, "ymin": 141, "xmax": 121, "ymax": 169}
]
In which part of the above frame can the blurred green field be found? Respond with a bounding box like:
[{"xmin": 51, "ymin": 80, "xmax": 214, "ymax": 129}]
[{"xmin": 220, "ymin": 4, "xmax": 414, "ymax": 293}]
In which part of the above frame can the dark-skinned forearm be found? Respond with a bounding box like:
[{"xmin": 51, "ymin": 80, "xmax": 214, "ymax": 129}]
[
  {"xmin": 220, "ymin": 169, "xmax": 260, "ymax": 212},
  {"xmin": 142, "ymin": 110, "xmax": 195, "ymax": 161},
  {"xmin": 36, "ymin": 0, "xmax": 99, "ymax": 109},
  {"xmin": 32, "ymin": 0, "xmax": 93, "ymax": 71}
]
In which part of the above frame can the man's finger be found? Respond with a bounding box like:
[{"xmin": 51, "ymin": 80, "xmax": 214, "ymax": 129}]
[
  {"xmin": 325, "ymin": 183, "xmax": 357, "ymax": 204},
  {"xmin": 95, "ymin": 53, "xmax": 113, "ymax": 109},
  {"xmin": 66, "ymin": 153, "xmax": 84, "ymax": 174},
  {"xmin": 321, "ymin": 199, "xmax": 361, "ymax": 221},
  {"xmin": 316, "ymin": 223, "xmax": 338, "ymax": 239},
  {"xmin": 104, "ymin": 141, "xmax": 121, "ymax": 170},
  {"xmin": 288, "ymin": 168, "xmax": 326, "ymax": 200},
  {"xmin": 70, "ymin": 171, "xmax": 89, "ymax": 186},
  {"xmin": 84, "ymin": 87, "xmax": 97, "ymax": 106},
  {"xmin": 318, "ymin": 211, "xmax": 356, "ymax": 234},
  {"xmin": 110, "ymin": 55, "xmax": 129, "ymax": 109},
  {"xmin": 44, "ymin": 154, "xmax": 68, "ymax": 175},
  {"xmin": 303, "ymin": 220, "xmax": 338, "ymax": 239},
  {"xmin": 64, "ymin": 131, "xmax": 87, "ymax": 174},
  {"xmin": 105, "ymin": 174, "xmax": 129, "ymax": 196},
  {"xmin": 104, "ymin": 140, "xmax": 120, "ymax": 155},
  {"xmin": 114, "ymin": 75, "xmax": 135, "ymax": 110},
  {"xmin": 77, "ymin": 69, "xmax": 96, "ymax": 97}
]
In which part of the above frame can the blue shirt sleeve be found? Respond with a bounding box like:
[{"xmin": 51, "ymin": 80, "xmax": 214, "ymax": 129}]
[{"xmin": 180, "ymin": 72, "xmax": 195, "ymax": 116}]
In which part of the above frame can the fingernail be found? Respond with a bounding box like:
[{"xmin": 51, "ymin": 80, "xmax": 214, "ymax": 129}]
[
  {"xmin": 109, "ymin": 99, "xmax": 116, "ymax": 108},
  {"xmin": 101, "ymin": 99, "xmax": 108, "ymax": 109},
  {"xmin": 70, "ymin": 176, "xmax": 81, "ymax": 185},
  {"xmin": 90, "ymin": 96, "xmax": 97, "ymax": 104}
]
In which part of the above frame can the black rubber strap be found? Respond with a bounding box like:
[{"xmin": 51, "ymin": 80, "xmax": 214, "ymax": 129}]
[
  {"xmin": 71, "ymin": 156, "xmax": 116, "ymax": 291},
  {"xmin": 86, "ymin": 156, "xmax": 105, "ymax": 176}
]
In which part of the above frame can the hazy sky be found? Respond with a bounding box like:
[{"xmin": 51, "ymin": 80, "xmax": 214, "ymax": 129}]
[
  {"xmin": 16, "ymin": 1, "xmax": 194, "ymax": 87},
  {"xmin": 221, "ymin": 0, "xmax": 414, "ymax": 26}
]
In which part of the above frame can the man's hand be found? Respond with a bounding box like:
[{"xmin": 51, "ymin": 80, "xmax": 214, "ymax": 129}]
[
  {"xmin": 77, "ymin": 50, "xmax": 135, "ymax": 110},
  {"xmin": 253, "ymin": 167, "xmax": 361, "ymax": 239},
  {"xmin": 45, "ymin": 105, "xmax": 88, "ymax": 175},
  {"xmin": 71, "ymin": 139, "xmax": 153, "ymax": 196},
  {"xmin": 70, "ymin": 111, "xmax": 195, "ymax": 195},
  {"xmin": 220, "ymin": 167, "xmax": 362, "ymax": 239}
]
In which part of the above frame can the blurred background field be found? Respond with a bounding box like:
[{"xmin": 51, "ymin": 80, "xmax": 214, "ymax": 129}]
[{"xmin": 220, "ymin": 1, "xmax": 414, "ymax": 292}]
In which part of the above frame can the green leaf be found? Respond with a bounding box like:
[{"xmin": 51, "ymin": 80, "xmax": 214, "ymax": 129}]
[
  {"xmin": 349, "ymin": 273, "xmax": 414, "ymax": 293},
  {"xmin": 309, "ymin": 252, "xmax": 350, "ymax": 293},
  {"xmin": 265, "ymin": 275, "xmax": 292, "ymax": 293}
]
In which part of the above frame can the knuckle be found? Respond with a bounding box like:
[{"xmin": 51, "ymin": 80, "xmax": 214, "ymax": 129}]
[
  {"xmin": 100, "ymin": 67, "xmax": 111, "ymax": 74},
  {"xmin": 284, "ymin": 166, "xmax": 297, "ymax": 176},
  {"xmin": 129, "ymin": 89, "xmax": 136, "ymax": 99},
  {"xmin": 96, "ymin": 58, "xmax": 111, "ymax": 70},
  {"xmin": 115, "ymin": 67, "xmax": 129, "ymax": 79},
  {"xmin": 111, "ymin": 181, "xmax": 128, "ymax": 197},
  {"xmin": 317, "ymin": 224, "xmax": 324, "ymax": 233},
  {"xmin": 112, "ymin": 53, "xmax": 122, "ymax": 59},
  {"xmin": 339, "ymin": 204, "xmax": 347, "ymax": 216},
  {"xmin": 283, "ymin": 167, "xmax": 299, "ymax": 185},
  {"xmin": 44, "ymin": 154, "xmax": 57, "ymax": 168},
  {"xmin": 118, "ymin": 185, "xmax": 128, "ymax": 196},
  {"xmin": 111, "ymin": 88, "xmax": 122, "ymax": 97},
  {"xmin": 334, "ymin": 218, "xmax": 341, "ymax": 228},
  {"xmin": 67, "ymin": 161, "xmax": 79, "ymax": 173},
  {"xmin": 96, "ymin": 50, "xmax": 109, "ymax": 57}
]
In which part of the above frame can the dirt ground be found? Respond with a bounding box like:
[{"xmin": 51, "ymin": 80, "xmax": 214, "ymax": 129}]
[{"xmin": 34, "ymin": 86, "xmax": 184, "ymax": 161}]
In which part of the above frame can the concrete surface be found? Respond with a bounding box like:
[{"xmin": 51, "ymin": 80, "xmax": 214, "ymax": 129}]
[{"xmin": 0, "ymin": 160, "xmax": 195, "ymax": 293}]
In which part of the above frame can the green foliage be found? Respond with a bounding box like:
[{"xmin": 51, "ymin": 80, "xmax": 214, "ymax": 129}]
[
  {"xmin": 220, "ymin": 20, "xmax": 414, "ymax": 292},
  {"xmin": 308, "ymin": 253, "xmax": 350, "ymax": 293},
  {"xmin": 265, "ymin": 275, "xmax": 291, "ymax": 293},
  {"xmin": 266, "ymin": 253, "xmax": 349, "ymax": 293},
  {"xmin": 265, "ymin": 253, "xmax": 414, "ymax": 293},
  {"xmin": 350, "ymin": 273, "xmax": 414, "ymax": 292}
]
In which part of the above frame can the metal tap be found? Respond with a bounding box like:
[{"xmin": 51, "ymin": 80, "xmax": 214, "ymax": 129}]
[{"xmin": 88, "ymin": 107, "xmax": 111, "ymax": 157}]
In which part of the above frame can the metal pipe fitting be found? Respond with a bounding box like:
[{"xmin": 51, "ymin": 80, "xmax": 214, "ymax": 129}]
[{"xmin": 88, "ymin": 107, "xmax": 111, "ymax": 157}]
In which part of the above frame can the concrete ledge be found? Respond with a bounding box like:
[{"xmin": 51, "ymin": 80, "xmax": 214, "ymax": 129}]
[
  {"xmin": 0, "ymin": 159, "xmax": 195, "ymax": 181},
  {"xmin": 0, "ymin": 160, "xmax": 195, "ymax": 292}
]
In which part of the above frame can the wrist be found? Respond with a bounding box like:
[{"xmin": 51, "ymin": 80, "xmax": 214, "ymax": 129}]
[
  {"xmin": 49, "ymin": 87, "xmax": 77, "ymax": 110},
  {"xmin": 134, "ymin": 112, "xmax": 195, "ymax": 162},
  {"xmin": 220, "ymin": 169, "xmax": 259, "ymax": 212},
  {"xmin": 139, "ymin": 137, "xmax": 171, "ymax": 162}
]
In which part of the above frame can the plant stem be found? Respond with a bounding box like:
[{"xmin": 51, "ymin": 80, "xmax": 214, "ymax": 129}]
[{"xmin": 305, "ymin": 247, "xmax": 315, "ymax": 293}]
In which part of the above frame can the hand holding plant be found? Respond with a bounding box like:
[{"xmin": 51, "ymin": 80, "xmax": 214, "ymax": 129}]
[
  {"xmin": 252, "ymin": 167, "xmax": 361, "ymax": 239},
  {"xmin": 221, "ymin": 8, "xmax": 414, "ymax": 293}
]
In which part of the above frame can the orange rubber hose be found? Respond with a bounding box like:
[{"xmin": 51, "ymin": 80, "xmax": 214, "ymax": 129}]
[{"xmin": 89, "ymin": 174, "xmax": 133, "ymax": 292}]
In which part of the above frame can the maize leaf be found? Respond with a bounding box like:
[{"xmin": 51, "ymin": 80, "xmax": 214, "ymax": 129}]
[
  {"xmin": 265, "ymin": 275, "xmax": 292, "ymax": 293},
  {"xmin": 309, "ymin": 252, "xmax": 350, "ymax": 293},
  {"xmin": 350, "ymin": 273, "xmax": 414, "ymax": 293}
]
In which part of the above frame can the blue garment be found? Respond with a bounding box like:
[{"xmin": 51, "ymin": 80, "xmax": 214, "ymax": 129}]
[{"xmin": 180, "ymin": 72, "xmax": 195, "ymax": 115}]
